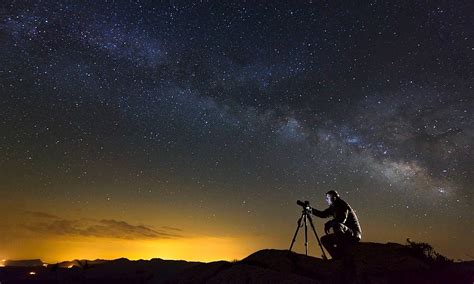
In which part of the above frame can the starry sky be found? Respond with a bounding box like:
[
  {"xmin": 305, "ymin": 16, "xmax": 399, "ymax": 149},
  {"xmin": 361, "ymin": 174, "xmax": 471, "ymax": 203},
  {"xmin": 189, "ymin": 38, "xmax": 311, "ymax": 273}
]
[{"xmin": 0, "ymin": 1, "xmax": 473, "ymax": 263}]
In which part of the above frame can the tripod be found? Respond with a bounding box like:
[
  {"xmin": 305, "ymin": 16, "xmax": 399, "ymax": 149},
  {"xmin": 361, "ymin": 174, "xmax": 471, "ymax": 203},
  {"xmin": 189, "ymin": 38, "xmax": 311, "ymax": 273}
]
[{"xmin": 289, "ymin": 208, "xmax": 328, "ymax": 260}]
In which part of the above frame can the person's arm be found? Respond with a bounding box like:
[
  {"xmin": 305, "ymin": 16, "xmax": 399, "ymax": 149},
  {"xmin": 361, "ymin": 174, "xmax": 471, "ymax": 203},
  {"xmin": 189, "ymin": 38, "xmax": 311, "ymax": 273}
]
[
  {"xmin": 312, "ymin": 207, "xmax": 332, "ymax": 218},
  {"xmin": 333, "ymin": 205, "xmax": 349, "ymax": 223}
]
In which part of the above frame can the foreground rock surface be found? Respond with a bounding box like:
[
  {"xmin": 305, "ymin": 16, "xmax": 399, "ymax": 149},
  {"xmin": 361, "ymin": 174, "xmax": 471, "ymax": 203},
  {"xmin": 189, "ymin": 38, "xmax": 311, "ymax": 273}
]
[
  {"xmin": 170, "ymin": 242, "xmax": 474, "ymax": 284},
  {"xmin": 1, "ymin": 242, "xmax": 472, "ymax": 283}
]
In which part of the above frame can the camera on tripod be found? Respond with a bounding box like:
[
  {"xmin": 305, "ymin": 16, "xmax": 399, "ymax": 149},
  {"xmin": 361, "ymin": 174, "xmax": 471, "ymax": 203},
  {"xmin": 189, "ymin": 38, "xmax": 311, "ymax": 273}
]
[
  {"xmin": 289, "ymin": 200, "xmax": 328, "ymax": 259},
  {"xmin": 297, "ymin": 200, "xmax": 312, "ymax": 214}
]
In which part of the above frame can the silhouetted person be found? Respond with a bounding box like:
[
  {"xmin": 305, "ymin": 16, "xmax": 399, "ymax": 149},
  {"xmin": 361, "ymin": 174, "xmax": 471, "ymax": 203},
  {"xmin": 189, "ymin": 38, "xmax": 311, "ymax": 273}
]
[{"xmin": 311, "ymin": 190, "xmax": 362, "ymax": 259}]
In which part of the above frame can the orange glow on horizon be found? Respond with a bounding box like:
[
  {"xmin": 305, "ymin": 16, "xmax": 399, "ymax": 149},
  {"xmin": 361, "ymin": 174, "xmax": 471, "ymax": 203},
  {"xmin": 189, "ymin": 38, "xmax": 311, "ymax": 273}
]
[{"xmin": 3, "ymin": 235, "xmax": 266, "ymax": 264}]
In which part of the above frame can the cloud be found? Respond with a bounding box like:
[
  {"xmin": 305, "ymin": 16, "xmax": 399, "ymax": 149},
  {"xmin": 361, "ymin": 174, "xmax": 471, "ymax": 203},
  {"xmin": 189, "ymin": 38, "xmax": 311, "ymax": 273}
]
[
  {"xmin": 24, "ymin": 211, "xmax": 61, "ymax": 219},
  {"xmin": 86, "ymin": 219, "xmax": 182, "ymax": 239},
  {"xmin": 23, "ymin": 214, "xmax": 183, "ymax": 240},
  {"xmin": 161, "ymin": 226, "xmax": 183, "ymax": 231}
]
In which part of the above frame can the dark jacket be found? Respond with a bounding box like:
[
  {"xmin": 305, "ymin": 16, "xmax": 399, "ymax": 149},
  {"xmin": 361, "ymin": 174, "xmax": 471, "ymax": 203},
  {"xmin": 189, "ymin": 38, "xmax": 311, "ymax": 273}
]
[{"xmin": 312, "ymin": 198, "xmax": 362, "ymax": 239}]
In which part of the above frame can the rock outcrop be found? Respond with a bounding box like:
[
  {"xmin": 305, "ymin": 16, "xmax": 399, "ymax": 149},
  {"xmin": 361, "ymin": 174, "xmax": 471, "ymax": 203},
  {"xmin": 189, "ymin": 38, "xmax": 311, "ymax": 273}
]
[{"xmin": 170, "ymin": 242, "xmax": 474, "ymax": 284}]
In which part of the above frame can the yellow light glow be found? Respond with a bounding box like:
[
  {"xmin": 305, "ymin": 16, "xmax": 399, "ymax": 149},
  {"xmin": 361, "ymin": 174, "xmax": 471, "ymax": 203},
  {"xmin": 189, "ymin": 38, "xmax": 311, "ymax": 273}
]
[
  {"xmin": 68, "ymin": 265, "xmax": 74, "ymax": 268},
  {"xmin": 13, "ymin": 234, "xmax": 266, "ymax": 264},
  {"xmin": 29, "ymin": 271, "xmax": 36, "ymax": 275}
]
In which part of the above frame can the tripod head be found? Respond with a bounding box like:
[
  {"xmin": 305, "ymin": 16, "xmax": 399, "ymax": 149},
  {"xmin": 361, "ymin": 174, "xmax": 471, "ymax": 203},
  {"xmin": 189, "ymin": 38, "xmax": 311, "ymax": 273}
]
[{"xmin": 296, "ymin": 200, "xmax": 312, "ymax": 215}]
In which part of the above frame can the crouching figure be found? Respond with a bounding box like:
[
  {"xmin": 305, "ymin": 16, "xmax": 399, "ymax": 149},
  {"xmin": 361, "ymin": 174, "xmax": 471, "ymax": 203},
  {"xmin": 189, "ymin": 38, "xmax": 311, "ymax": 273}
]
[{"xmin": 311, "ymin": 190, "xmax": 362, "ymax": 260}]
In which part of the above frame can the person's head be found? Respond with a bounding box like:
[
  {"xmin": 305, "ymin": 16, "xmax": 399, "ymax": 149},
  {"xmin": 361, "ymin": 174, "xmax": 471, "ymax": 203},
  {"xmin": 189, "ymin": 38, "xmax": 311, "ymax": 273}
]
[{"xmin": 325, "ymin": 190, "xmax": 339, "ymax": 206}]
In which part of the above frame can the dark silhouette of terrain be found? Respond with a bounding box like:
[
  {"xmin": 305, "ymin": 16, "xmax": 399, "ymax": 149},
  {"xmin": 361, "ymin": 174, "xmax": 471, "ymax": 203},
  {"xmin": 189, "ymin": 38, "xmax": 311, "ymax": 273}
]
[
  {"xmin": 1, "ymin": 241, "xmax": 473, "ymax": 283},
  {"xmin": 172, "ymin": 242, "xmax": 473, "ymax": 284},
  {"xmin": 4, "ymin": 259, "xmax": 44, "ymax": 267},
  {"xmin": 0, "ymin": 257, "xmax": 199, "ymax": 283}
]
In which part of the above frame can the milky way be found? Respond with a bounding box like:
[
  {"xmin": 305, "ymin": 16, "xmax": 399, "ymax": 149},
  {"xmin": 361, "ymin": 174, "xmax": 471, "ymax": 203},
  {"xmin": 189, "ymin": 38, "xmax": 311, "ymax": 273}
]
[{"xmin": 0, "ymin": 1, "xmax": 472, "ymax": 261}]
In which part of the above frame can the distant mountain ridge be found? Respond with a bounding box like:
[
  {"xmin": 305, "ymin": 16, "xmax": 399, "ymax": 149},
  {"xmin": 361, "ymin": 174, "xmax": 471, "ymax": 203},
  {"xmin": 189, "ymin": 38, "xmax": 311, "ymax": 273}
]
[
  {"xmin": 4, "ymin": 259, "xmax": 44, "ymax": 267},
  {"xmin": 0, "ymin": 257, "xmax": 201, "ymax": 283}
]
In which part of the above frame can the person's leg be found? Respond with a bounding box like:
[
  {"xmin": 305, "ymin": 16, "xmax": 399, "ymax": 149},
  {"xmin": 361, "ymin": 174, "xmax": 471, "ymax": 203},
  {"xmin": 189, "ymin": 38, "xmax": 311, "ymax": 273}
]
[
  {"xmin": 321, "ymin": 234, "xmax": 342, "ymax": 260},
  {"xmin": 320, "ymin": 234, "xmax": 332, "ymax": 257},
  {"xmin": 330, "ymin": 223, "xmax": 356, "ymax": 258}
]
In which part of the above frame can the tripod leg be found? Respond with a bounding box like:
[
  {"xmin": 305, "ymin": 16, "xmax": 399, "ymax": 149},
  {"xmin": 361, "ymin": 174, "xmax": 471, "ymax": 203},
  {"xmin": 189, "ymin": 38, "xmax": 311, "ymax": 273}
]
[
  {"xmin": 304, "ymin": 214, "xmax": 308, "ymax": 256},
  {"xmin": 289, "ymin": 215, "xmax": 303, "ymax": 252},
  {"xmin": 307, "ymin": 215, "xmax": 328, "ymax": 260}
]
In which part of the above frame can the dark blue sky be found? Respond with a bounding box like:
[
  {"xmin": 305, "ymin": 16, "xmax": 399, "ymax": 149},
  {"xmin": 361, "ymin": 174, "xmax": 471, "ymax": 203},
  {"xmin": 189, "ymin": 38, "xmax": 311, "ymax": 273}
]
[{"xmin": 0, "ymin": 0, "xmax": 472, "ymax": 261}]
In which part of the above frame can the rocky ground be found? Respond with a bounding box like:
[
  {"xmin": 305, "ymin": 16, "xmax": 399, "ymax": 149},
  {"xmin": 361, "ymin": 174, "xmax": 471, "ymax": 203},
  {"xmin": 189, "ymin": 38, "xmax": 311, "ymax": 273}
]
[
  {"xmin": 1, "ymin": 242, "xmax": 473, "ymax": 283},
  {"xmin": 171, "ymin": 242, "xmax": 474, "ymax": 284}
]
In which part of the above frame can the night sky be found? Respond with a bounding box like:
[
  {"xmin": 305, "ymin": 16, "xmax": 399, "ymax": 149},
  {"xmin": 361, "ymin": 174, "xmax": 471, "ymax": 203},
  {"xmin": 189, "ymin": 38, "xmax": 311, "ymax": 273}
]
[{"xmin": 1, "ymin": 1, "xmax": 473, "ymax": 263}]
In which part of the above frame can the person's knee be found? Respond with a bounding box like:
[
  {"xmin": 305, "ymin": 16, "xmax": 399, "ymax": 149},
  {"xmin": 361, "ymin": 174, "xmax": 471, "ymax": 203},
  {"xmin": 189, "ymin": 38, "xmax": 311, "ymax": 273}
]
[
  {"xmin": 321, "ymin": 235, "xmax": 330, "ymax": 246},
  {"xmin": 332, "ymin": 223, "xmax": 345, "ymax": 234}
]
